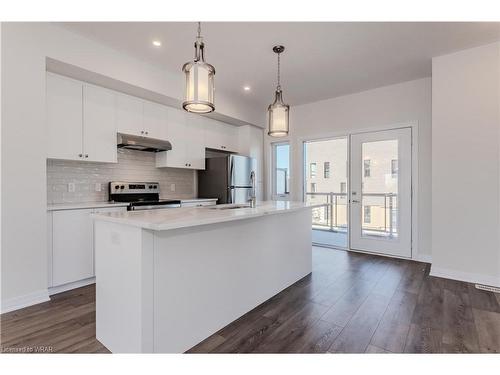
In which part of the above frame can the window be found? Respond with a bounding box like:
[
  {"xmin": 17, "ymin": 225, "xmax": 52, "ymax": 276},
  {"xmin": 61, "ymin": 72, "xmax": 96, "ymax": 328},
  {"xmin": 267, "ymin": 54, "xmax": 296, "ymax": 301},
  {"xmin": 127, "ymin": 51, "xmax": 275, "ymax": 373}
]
[
  {"xmin": 391, "ymin": 159, "xmax": 398, "ymax": 178},
  {"xmin": 273, "ymin": 142, "xmax": 290, "ymax": 199},
  {"xmin": 310, "ymin": 183, "xmax": 316, "ymax": 193},
  {"xmin": 364, "ymin": 206, "xmax": 371, "ymax": 223},
  {"xmin": 363, "ymin": 159, "xmax": 371, "ymax": 177},
  {"xmin": 324, "ymin": 162, "xmax": 330, "ymax": 178},
  {"xmin": 310, "ymin": 163, "xmax": 317, "ymax": 178},
  {"xmin": 340, "ymin": 182, "xmax": 346, "ymax": 194}
]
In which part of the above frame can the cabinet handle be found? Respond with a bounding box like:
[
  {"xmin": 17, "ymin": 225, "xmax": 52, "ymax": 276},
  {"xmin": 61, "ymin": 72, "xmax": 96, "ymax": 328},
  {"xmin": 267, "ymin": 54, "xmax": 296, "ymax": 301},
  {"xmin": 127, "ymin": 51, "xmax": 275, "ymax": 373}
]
[{"xmin": 78, "ymin": 153, "xmax": 83, "ymax": 158}]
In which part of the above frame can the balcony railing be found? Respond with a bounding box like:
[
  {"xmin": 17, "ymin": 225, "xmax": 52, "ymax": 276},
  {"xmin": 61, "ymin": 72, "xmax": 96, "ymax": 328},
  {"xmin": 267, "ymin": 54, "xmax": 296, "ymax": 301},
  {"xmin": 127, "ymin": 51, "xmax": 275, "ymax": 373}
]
[{"xmin": 305, "ymin": 192, "xmax": 398, "ymax": 237}]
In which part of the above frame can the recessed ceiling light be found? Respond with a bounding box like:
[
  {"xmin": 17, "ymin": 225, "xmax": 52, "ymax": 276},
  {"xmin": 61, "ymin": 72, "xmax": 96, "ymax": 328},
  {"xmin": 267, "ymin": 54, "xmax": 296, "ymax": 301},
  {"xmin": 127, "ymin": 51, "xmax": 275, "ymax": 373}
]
[
  {"xmin": 152, "ymin": 40, "xmax": 162, "ymax": 47},
  {"xmin": 243, "ymin": 86, "xmax": 251, "ymax": 92}
]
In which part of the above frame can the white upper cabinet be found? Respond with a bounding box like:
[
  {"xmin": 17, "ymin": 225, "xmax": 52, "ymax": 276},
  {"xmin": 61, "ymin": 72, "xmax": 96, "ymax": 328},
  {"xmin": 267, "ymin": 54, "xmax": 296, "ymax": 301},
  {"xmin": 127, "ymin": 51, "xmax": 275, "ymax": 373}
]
[
  {"xmin": 47, "ymin": 73, "xmax": 116, "ymax": 163},
  {"xmin": 116, "ymin": 93, "xmax": 168, "ymax": 139},
  {"xmin": 47, "ymin": 73, "xmax": 243, "ymax": 169},
  {"xmin": 203, "ymin": 117, "xmax": 239, "ymax": 152},
  {"xmin": 83, "ymin": 84, "xmax": 117, "ymax": 163},
  {"xmin": 143, "ymin": 101, "xmax": 168, "ymax": 140},
  {"xmin": 46, "ymin": 73, "xmax": 83, "ymax": 160},
  {"xmin": 115, "ymin": 93, "xmax": 144, "ymax": 136},
  {"xmin": 185, "ymin": 113, "xmax": 207, "ymax": 170},
  {"xmin": 156, "ymin": 108, "xmax": 206, "ymax": 170}
]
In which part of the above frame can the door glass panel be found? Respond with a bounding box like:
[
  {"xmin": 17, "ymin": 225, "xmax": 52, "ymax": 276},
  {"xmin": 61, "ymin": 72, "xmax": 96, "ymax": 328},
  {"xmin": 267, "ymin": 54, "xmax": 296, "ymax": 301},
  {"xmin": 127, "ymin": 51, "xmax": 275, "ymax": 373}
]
[
  {"xmin": 304, "ymin": 137, "xmax": 348, "ymax": 248},
  {"xmin": 273, "ymin": 143, "xmax": 290, "ymax": 199},
  {"xmin": 361, "ymin": 139, "xmax": 398, "ymax": 239}
]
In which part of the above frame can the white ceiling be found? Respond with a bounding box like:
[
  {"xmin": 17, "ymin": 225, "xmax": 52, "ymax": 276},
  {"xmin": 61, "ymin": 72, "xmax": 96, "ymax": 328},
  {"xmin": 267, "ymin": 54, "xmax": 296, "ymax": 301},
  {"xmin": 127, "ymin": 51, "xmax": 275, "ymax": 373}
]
[{"xmin": 60, "ymin": 22, "xmax": 500, "ymax": 109}]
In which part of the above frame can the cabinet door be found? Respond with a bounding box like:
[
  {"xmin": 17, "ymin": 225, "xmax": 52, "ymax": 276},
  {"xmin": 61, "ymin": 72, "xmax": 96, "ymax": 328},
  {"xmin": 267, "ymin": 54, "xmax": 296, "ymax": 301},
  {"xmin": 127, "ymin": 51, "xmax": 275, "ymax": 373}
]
[
  {"xmin": 83, "ymin": 84, "xmax": 117, "ymax": 163},
  {"xmin": 186, "ymin": 114, "xmax": 206, "ymax": 170},
  {"xmin": 156, "ymin": 107, "xmax": 188, "ymax": 168},
  {"xmin": 143, "ymin": 101, "xmax": 168, "ymax": 140},
  {"xmin": 204, "ymin": 118, "xmax": 239, "ymax": 152},
  {"xmin": 46, "ymin": 73, "xmax": 83, "ymax": 160},
  {"xmin": 115, "ymin": 93, "xmax": 143, "ymax": 136},
  {"xmin": 52, "ymin": 209, "xmax": 94, "ymax": 286}
]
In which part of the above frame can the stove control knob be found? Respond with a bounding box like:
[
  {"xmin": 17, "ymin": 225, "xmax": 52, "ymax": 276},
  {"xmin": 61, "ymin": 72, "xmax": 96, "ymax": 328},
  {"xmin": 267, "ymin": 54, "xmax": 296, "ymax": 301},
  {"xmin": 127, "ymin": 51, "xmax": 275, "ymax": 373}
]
[
  {"xmin": 149, "ymin": 185, "xmax": 153, "ymax": 189},
  {"xmin": 120, "ymin": 185, "xmax": 125, "ymax": 189},
  {"xmin": 114, "ymin": 185, "xmax": 120, "ymax": 190}
]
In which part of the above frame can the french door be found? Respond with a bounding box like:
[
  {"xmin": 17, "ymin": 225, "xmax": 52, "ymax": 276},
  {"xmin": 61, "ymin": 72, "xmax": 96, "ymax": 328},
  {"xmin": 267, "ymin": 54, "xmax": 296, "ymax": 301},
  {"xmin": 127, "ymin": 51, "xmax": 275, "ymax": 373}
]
[{"xmin": 349, "ymin": 128, "xmax": 412, "ymax": 258}]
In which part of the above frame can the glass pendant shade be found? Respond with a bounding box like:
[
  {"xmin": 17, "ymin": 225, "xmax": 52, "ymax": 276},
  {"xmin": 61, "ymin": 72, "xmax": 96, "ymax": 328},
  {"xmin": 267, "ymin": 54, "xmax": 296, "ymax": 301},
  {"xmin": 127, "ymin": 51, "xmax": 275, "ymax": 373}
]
[
  {"xmin": 182, "ymin": 24, "xmax": 215, "ymax": 114},
  {"xmin": 268, "ymin": 89, "xmax": 289, "ymax": 137},
  {"xmin": 182, "ymin": 59, "xmax": 215, "ymax": 113}
]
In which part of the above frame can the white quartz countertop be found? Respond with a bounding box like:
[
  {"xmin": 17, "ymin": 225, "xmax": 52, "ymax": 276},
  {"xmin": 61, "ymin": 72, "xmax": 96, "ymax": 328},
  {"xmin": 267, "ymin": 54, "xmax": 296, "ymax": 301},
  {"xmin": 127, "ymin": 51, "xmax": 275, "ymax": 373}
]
[
  {"xmin": 92, "ymin": 201, "xmax": 326, "ymax": 231},
  {"xmin": 47, "ymin": 198, "xmax": 218, "ymax": 211}
]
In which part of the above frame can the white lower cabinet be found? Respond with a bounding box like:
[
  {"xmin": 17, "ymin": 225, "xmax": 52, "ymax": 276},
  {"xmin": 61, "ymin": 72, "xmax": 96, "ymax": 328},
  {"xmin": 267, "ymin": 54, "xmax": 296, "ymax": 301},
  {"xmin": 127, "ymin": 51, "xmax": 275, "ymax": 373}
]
[
  {"xmin": 48, "ymin": 206, "xmax": 127, "ymax": 290},
  {"xmin": 51, "ymin": 209, "xmax": 94, "ymax": 287}
]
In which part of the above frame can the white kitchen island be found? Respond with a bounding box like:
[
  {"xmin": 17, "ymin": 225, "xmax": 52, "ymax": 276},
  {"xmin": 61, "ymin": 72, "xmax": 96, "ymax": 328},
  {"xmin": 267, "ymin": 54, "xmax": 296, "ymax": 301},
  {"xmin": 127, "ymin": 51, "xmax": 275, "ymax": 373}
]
[{"xmin": 93, "ymin": 201, "xmax": 322, "ymax": 353}]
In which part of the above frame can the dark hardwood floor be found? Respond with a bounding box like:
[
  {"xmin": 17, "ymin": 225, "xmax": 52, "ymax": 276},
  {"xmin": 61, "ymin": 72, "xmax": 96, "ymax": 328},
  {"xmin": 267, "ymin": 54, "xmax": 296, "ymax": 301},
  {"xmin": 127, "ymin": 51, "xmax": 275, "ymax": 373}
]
[{"xmin": 2, "ymin": 246, "xmax": 500, "ymax": 353}]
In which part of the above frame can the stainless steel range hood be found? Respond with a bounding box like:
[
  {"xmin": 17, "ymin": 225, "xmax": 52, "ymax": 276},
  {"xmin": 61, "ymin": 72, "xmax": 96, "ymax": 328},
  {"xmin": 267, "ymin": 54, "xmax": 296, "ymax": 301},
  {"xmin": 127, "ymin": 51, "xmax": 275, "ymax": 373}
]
[{"xmin": 117, "ymin": 133, "xmax": 172, "ymax": 152}]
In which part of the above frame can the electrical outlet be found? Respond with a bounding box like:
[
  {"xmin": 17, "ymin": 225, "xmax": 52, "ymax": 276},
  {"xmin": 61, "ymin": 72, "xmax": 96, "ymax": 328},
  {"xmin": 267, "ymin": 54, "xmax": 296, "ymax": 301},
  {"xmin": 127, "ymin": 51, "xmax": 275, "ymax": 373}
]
[
  {"xmin": 68, "ymin": 183, "xmax": 76, "ymax": 193},
  {"xmin": 170, "ymin": 183, "xmax": 176, "ymax": 192},
  {"xmin": 95, "ymin": 183, "xmax": 102, "ymax": 192}
]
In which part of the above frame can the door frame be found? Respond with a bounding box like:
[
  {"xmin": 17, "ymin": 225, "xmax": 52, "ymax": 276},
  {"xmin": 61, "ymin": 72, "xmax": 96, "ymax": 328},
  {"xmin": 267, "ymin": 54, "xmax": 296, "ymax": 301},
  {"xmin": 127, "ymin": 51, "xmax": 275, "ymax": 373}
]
[
  {"xmin": 349, "ymin": 127, "xmax": 412, "ymax": 258},
  {"xmin": 298, "ymin": 121, "xmax": 420, "ymax": 260},
  {"xmin": 303, "ymin": 135, "xmax": 350, "ymax": 249}
]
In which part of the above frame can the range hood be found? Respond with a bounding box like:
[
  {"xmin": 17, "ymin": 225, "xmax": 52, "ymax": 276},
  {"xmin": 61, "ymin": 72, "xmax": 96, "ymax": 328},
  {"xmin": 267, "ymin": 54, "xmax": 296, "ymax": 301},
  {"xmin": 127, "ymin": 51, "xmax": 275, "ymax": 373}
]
[{"xmin": 117, "ymin": 133, "xmax": 172, "ymax": 152}]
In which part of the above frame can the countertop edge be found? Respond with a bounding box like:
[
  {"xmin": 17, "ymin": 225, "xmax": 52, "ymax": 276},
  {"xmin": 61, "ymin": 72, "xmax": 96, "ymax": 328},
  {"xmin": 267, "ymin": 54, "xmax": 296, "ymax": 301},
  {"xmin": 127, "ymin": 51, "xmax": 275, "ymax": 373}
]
[
  {"xmin": 47, "ymin": 198, "xmax": 219, "ymax": 211},
  {"xmin": 92, "ymin": 203, "xmax": 326, "ymax": 231}
]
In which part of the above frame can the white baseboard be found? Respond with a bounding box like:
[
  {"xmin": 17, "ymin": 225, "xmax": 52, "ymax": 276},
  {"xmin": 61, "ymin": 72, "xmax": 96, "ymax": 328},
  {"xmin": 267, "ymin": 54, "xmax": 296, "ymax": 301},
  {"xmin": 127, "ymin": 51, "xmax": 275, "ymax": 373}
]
[
  {"xmin": 48, "ymin": 277, "xmax": 95, "ymax": 296},
  {"xmin": 1, "ymin": 289, "xmax": 50, "ymax": 314},
  {"xmin": 430, "ymin": 265, "xmax": 500, "ymax": 288},
  {"xmin": 413, "ymin": 253, "xmax": 432, "ymax": 263}
]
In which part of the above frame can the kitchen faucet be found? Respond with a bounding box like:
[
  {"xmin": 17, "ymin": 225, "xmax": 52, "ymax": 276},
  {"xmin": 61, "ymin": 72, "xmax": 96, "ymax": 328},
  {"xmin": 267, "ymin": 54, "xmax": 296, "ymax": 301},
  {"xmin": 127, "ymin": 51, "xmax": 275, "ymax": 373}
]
[{"xmin": 249, "ymin": 171, "xmax": 256, "ymax": 208}]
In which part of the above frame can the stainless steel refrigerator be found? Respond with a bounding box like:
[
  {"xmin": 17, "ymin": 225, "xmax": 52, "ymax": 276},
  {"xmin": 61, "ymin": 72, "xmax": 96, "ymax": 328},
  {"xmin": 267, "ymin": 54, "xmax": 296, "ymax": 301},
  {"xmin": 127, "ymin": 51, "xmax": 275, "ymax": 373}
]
[{"xmin": 198, "ymin": 154, "xmax": 256, "ymax": 204}]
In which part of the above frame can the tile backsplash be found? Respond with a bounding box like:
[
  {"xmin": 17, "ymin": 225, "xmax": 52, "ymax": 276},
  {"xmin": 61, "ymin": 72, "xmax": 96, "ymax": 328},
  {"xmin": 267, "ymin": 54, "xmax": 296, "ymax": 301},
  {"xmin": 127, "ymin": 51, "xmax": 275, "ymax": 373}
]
[{"xmin": 47, "ymin": 148, "xmax": 196, "ymax": 204}]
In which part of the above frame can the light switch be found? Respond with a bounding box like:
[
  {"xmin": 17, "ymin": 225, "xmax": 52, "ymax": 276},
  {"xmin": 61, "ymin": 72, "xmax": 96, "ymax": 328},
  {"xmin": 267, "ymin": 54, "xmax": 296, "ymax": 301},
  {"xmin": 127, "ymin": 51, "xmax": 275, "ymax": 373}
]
[
  {"xmin": 170, "ymin": 184, "xmax": 176, "ymax": 192},
  {"xmin": 68, "ymin": 183, "xmax": 75, "ymax": 193}
]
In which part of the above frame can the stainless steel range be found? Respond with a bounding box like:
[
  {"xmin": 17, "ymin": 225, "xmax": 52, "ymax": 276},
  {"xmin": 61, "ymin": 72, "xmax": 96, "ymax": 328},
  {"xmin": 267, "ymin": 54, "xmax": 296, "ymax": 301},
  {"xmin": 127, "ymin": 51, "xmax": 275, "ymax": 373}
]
[{"xmin": 109, "ymin": 181, "xmax": 181, "ymax": 211}]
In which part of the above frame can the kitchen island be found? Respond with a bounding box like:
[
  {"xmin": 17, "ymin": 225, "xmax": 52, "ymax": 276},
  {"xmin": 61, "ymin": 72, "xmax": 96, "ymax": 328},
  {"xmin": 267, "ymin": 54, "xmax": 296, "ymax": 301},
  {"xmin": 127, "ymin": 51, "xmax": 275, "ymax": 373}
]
[{"xmin": 93, "ymin": 201, "xmax": 323, "ymax": 353}]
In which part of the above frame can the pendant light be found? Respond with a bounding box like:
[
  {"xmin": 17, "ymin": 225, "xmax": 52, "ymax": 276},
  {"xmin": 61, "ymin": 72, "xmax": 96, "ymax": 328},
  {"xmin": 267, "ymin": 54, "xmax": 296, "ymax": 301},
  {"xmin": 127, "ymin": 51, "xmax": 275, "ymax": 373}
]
[
  {"xmin": 268, "ymin": 45, "xmax": 290, "ymax": 137},
  {"xmin": 182, "ymin": 22, "xmax": 215, "ymax": 113}
]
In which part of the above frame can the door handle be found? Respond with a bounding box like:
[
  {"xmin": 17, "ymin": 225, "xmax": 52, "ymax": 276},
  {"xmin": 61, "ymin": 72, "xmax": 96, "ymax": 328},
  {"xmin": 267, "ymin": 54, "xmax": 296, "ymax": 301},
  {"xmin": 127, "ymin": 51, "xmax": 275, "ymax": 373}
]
[{"xmin": 352, "ymin": 199, "xmax": 360, "ymax": 203}]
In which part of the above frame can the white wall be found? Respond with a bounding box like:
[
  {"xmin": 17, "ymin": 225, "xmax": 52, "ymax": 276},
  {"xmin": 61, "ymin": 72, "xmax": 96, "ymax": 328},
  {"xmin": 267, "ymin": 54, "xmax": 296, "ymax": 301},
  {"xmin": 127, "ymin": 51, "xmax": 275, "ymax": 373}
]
[
  {"xmin": 0, "ymin": 22, "xmax": 263, "ymax": 311},
  {"xmin": 1, "ymin": 23, "xmax": 49, "ymax": 308},
  {"xmin": 265, "ymin": 78, "xmax": 432, "ymax": 259},
  {"xmin": 431, "ymin": 43, "xmax": 500, "ymax": 286}
]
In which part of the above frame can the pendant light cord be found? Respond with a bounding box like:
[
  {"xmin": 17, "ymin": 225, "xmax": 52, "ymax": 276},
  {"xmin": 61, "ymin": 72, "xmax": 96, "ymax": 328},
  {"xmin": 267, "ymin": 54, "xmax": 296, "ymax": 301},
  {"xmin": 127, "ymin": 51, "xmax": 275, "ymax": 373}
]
[
  {"xmin": 197, "ymin": 22, "xmax": 202, "ymax": 38},
  {"xmin": 277, "ymin": 52, "xmax": 281, "ymax": 91}
]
